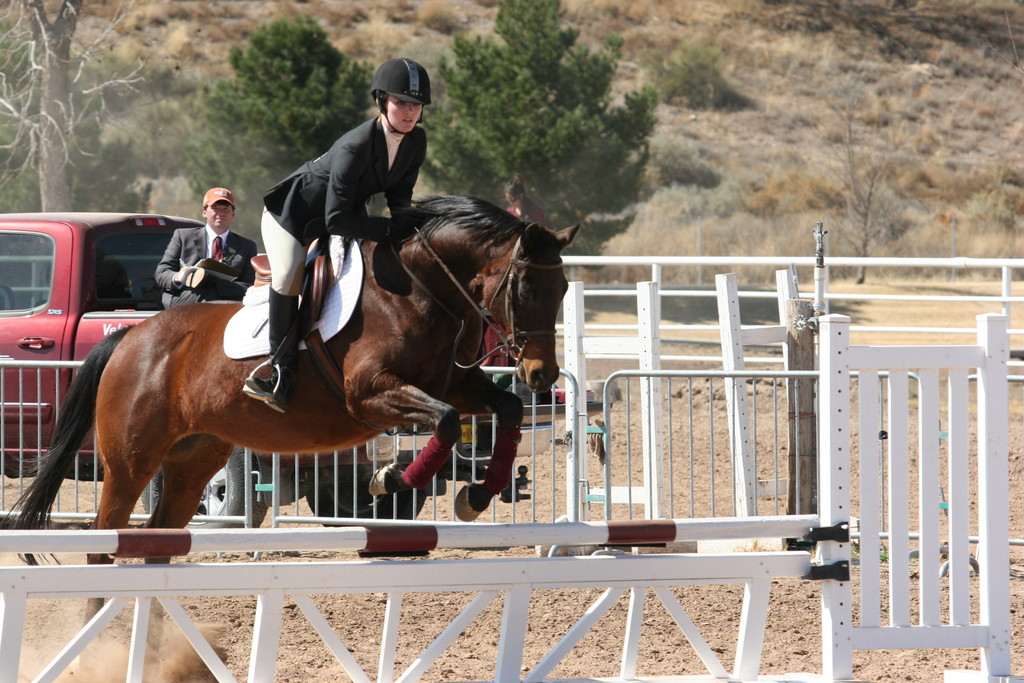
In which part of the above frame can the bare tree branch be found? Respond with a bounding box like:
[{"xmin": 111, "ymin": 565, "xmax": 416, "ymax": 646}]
[
  {"xmin": 0, "ymin": 1, "xmax": 139, "ymax": 209},
  {"xmin": 821, "ymin": 72, "xmax": 905, "ymax": 284}
]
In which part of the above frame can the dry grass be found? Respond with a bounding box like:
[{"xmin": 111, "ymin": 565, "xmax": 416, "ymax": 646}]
[
  {"xmin": 418, "ymin": 0, "xmax": 463, "ymax": 34},
  {"xmin": 70, "ymin": 0, "xmax": 1024, "ymax": 263}
]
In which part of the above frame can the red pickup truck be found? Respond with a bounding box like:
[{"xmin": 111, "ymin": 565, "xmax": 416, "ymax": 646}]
[{"xmin": 0, "ymin": 212, "xmax": 197, "ymax": 470}]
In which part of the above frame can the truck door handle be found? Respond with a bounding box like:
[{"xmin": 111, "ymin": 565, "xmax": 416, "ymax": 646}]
[{"xmin": 17, "ymin": 337, "xmax": 55, "ymax": 350}]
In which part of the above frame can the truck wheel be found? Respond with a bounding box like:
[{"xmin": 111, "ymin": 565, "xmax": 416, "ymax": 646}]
[
  {"xmin": 142, "ymin": 447, "xmax": 268, "ymax": 528},
  {"xmin": 305, "ymin": 465, "xmax": 426, "ymax": 521}
]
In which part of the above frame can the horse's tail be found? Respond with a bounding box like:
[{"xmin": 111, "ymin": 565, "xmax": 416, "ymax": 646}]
[{"xmin": 8, "ymin": 327, "xmax": 131, "ymax": 551}]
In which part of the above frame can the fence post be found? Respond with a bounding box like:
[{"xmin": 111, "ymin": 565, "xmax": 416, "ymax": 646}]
[
  {"xmin": 975, "ymin": 313, "xmax": 1012, "ymax": 677},
  {"xmin": 817, "ymin": 314, "xmax": 855, "ymax": 681},
  {"xmin": 562, "ymin": 281, "xmax": 588, "ymax": 522},
  {"xmin": 715, "ymin": 273, "xmax": 756, "ymax": 516},
  {"xmin": 786, "ymin": 298, "xmax": 817, "ymax": 515},
  {"xmin": 636, "ymin": 282, "xmax": 665, "ymax": 518}
]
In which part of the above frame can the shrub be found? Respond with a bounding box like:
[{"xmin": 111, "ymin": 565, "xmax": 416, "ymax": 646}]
[
  {"xmin": 962, "ymin": 186, "xmax": 1019, "ymax": 233},
  {"xmin": 645, "ymin": 133, "xmax": 721, "ymax": 191},
  {"xmin": 743, "ymin": 171, "xmax": 843, "ymax": 219},
  {"xmin": 638, "ymin": 42, "xmax": 751, "ymax": 110},
  {"xmin": 419, "ymin": 1, "xmax": 462, "ymax": 34}
]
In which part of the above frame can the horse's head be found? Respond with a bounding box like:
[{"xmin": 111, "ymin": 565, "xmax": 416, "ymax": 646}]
[
  {"xmin": 500, "ymin": 221, "xmax": 579, "ymax": 393},
  {"xmin": 398, "ymin": 195, "xmax": 578, "ymax": 394}
]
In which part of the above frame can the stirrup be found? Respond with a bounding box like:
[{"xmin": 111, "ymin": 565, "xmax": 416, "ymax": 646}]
[{"xmin": 243, "ymin": 358, "xmax": 283, "ymax": 404}]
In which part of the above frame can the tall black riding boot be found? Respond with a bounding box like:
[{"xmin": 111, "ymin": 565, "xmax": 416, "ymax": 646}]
[{"xmin": 243, "ymin": 289, "xmax": 299, "ymax": 413}]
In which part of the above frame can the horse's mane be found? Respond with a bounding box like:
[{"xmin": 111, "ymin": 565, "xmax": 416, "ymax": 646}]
[{"xmin": 400, "ymin": 195, "xmax": 525, "ymax": 245}]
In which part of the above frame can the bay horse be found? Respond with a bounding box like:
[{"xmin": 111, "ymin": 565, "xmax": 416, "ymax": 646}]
[{"xmin": 11, "ymin": 195, "xmax": 578, "ymax": 574}]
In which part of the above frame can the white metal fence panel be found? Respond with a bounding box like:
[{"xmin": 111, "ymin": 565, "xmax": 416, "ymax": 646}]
[
  {"xmin": 592, "ymin": 369, "xmax": 816, "ymax": 521},
  {"xmin": 0, "ymin": 361, "xmax": 593, "ymax": 527}
]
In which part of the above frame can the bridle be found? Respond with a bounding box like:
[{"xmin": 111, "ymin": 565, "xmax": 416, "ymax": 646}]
[
  {"xmin": 482, "ymin": 237, "xmax": 563, "ymax": 365},
  {"xmin": 392, "ymin": 228, "xmax": 562, "ymax": 373}
]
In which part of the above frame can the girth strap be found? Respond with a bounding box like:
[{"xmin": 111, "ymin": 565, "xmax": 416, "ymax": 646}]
[
  {"xmin": 306, "ymin": 329, "xmax": 386, "ymax": 431},
  {"xmin": 305, "ymin": 329, "xmax": 345, "ymax": 404}
]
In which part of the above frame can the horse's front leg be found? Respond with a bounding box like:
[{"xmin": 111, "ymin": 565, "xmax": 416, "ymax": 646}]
[
  {"xmin": 450, "ymin": 374, "xmax": 525, "ymax": 520},
  {"xmin": 358, "ymin": 376, "xmax": 464, "ymax": 499},
  {"xmin": 360, "ymin": 371, "xmax": 524, "ymax": 521},
  {"xmin": 441, "ymin": 371, "xmax": 526, "ymax": 521}
]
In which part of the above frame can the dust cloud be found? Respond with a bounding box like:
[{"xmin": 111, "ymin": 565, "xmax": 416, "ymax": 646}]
[{"xmin": 19, "ymin": 621, "xmax": 227, "ymax": 682}]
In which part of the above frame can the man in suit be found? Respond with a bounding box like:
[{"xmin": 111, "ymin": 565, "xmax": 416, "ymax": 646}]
[
  {"xmin": 155, "ymin": 187, "xmax": 258, "ymax": 309},
  {"xmin": 243, "ymin": 57, "xmax": 430, "ymax": 413}
]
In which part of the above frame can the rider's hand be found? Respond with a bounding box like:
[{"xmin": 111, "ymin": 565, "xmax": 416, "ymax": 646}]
[{"xmin": 386, "ymin": 215, "xmax": 418, "ymax": 243}]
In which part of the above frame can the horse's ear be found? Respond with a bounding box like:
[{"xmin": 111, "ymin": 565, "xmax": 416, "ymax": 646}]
[
  {"xmin": 520, "ymin": 222, "xmax": 545, "ymax": 253},
  {"xmin": 556, "ymin": 224, "xmax": 580, "ymax": 251},
  {"xmin": 521, "ymin": 222, "xmax": 578, "ymax": 253}
]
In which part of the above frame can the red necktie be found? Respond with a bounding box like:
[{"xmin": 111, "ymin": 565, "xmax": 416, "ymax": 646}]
[{"xmin": 211, "ymin": 235, "xmax": 223, "ymax": 261}]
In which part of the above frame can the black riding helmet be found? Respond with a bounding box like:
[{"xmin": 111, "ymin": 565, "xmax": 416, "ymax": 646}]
[{"xmin": 371, "ymin": 58, "xmax": 431, "ymax": 113}]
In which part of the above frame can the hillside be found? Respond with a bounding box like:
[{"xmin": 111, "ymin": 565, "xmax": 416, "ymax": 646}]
[{"xmin": 74, "ymin": 0, "xmax": 1024, "ymax": 271}]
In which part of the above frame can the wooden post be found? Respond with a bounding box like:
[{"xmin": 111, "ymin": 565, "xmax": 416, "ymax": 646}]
[{"xmin": 786, "ymin": 298, "xmax": 817, "ymax": 515}]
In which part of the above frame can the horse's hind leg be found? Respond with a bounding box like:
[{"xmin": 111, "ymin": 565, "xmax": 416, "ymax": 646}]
[
  {"xmin": 94, "ymin": 441, "xmax": 230, "ymax": 656},
  {"xmin": 147, "ymin": 445, "xmax": 233, "ymax": 530},
  {"xmin": 82, "ymin": 434, "xmax": 170, "ymax": 618}
]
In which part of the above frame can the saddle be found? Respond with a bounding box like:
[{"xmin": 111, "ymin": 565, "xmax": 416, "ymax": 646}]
[
  {"xmin": 249, "ymin": 239, "xmax": 349, "ymax": 405},
  {"xmin": 251, "ymin": 248, "xmax": 333, "ymax": 334}
]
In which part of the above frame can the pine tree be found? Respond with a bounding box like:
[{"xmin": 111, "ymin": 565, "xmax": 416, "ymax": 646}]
[
  {"xmin": 425, "ymin": 0, "xmax": 657, "ymax": 252},
  {"xmin": 187, "ymin": 16, "xmax": 371, "ymax": 234}
]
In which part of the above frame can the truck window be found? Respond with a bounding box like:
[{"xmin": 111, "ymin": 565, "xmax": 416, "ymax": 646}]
[
  {"xmin": 0, "ymin": 232, "xmax": 54, "ymax": 313},
  {"xmin": 95, "ymin": 232, "xmax": 174, "ymax": 308}
]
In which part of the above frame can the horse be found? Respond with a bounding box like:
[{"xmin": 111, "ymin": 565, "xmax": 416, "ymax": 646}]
[{"xmin": 10, "ymin": 195, "xmax": 578, "ymax": 581}]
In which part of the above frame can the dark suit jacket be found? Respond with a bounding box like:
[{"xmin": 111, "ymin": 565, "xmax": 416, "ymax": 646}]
[
  {"xmin": 154, "ymin": 227, "xmax": 258, "ymax": 308},
  {"xmin": 263, "ymin": 117, "xmax": 427, "ymax": 245}
]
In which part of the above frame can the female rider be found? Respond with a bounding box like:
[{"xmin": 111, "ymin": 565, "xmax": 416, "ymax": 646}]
[{"xmin": 243, "ymin": 57, "xmax": 431, "ymax": 413}]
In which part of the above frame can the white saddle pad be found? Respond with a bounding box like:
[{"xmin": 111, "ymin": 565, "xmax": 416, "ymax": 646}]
[{"xmin": 224, "ymin": 236, "xmax": 364, "ymax": 360}]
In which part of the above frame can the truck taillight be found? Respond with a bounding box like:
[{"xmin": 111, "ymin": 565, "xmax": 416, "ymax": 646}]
[{"xmin": 131, "ymin": 216, "xmax": 167, "ymax": 226}]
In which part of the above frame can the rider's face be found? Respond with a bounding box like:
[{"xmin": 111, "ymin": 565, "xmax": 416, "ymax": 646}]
[{"xmin": 386, "ymin": 96, "xmax": 422, "ymax": 134}]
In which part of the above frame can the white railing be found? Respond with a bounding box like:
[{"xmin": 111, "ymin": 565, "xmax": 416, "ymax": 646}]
[
  {"xmin": 562, "ymin": 255, "xmax": 1024, "ymax": 352},
  {"xmin": 819, "ymin": 312, "xmax": 1015, "ymax": 682}
]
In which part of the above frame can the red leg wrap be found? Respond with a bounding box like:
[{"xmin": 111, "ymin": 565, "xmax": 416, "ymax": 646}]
[
  {"xmin": 402, "ymin": 436, "xmax": 455, "ymax": 489},
  {"xmin": 483, "ymin": 426, "xmax": 521, "ymax": 494}
]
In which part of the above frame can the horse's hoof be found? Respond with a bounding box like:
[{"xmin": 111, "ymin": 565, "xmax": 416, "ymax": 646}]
[
  {"xmin": 368, "ymin": 463, "xmax": 411, "ymax": 496},
  {"xmin": 455, "ymin": 484, "xmax": 493, "ymax": 522}
]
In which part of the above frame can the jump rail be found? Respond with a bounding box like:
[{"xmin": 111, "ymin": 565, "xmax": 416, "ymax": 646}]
[
  {"xmin": 0, "ymin": 515, "xmax": 820, "ymax": 558},
  {"xmin": 1, "ymin": 517, "xmax": 826, "ymax": 683}
]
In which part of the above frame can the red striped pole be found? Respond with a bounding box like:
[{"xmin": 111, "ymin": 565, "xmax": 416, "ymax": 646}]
[{"xmin": 0, "ymin": 515, "xmax": 819, "ymax": 559}]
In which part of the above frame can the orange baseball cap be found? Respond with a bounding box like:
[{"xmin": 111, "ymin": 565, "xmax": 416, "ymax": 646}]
[{"xmin": 203, "ymin": 187, "xmax": 235, "ymax": 208}]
